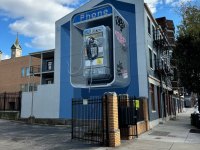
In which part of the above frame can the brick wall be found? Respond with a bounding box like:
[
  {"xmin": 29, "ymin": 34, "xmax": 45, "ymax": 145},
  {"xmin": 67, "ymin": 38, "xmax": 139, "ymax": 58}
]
[
  {"xmin": 0, "ymin": 56, "xmax": 40, "ymax": 93},
  {"xmin": 104, "ymin": 93, "xmax": 121, "ymax": 147}
]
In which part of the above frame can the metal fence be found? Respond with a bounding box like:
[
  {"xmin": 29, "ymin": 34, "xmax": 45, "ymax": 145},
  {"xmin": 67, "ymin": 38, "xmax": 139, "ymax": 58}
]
[
  {"xmin": 72, "ymin": 95, "xmax": 145, "ymax": 144},
  {"xmin": 118, "ymin": 95, "xmax": 144, "ymax": 137},
  {"xmin": 0, "ymin": 92, "xmax": 21, "ymax": 111},
  {"xmin": 72, "ymin": 97, "xmax": 108, "ymax": 145}
]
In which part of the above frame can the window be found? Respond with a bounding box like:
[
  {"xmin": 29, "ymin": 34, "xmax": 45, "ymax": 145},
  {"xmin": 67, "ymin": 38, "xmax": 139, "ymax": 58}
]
[
  {"xmin": 154, "ymin": 53, "xmax": 157, "ymax": 69},
  {"xmin": 26, "ymin": 67, "xmax": 30, "ymax": 76},
  {"xmin": 149, "ymin": 48, "xmax": 153, "ymax": 68},
  {"xmin": 21, "ymin": 84, "xmax": 28, "ymax": 92},
  {"xmin": 20, "ymin": 84, "xmax": 25, "ymax": 92},
  {"xmin": 21, "ymin": 68, "xmax": 25, "ymax": 77},
  {"xmin": 47, "ymin": 61, "xmax": 53, "ymax": 71},
  {"xmin": 152, "ymin": 25, "xmax": 155, "ymax": 40},
  {"xmin": 150, "ymin": 84, "xmax": 156, "ymax": 111},
  {"xmin": 46, "ymin": 79, "xmax": 53, "ymax": 84},
  {"xmin": 29, "ymin": 83, "xmax": 37, "ymax": 92},
  {"xmin": 147, "ymin": 17, "xmax": 151, "ymax": 35},
  {"xmin": 29, "ymin": 83, "xmax": 34, "ymax": 92},
  {"xmin": 34, "ymin": 83, "xmax": 38, "ymax": 91}
]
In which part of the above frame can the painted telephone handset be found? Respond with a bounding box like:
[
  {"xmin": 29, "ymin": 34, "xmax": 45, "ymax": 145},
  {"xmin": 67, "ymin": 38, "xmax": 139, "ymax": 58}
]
[{"xmin": 86, "ymin": 37, "xmax": 99, "ymax": 60}]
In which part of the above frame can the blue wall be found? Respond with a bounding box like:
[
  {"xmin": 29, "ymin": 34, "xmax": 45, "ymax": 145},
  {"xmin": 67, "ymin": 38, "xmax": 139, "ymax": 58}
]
[
  {"xmin": 59, "ymin": 22, "xmax": 73, "ymax": 118},
  {"xmin": 59, "ymin": 0, "xmax": 139, "ymax": 118}
]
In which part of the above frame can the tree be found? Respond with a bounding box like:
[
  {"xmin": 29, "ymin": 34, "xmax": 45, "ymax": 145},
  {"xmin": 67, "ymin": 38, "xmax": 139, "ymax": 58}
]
[
  {"xmin": 174, "ymin": 35, "xmax": 200, "ymax": 93},
  {"xmin": 178, "ymin": 4, "xmax": 200, "ymax": 38},
  {"xmin": 173, "ymin": 2, "xmax": 200, "ymax": 110}
]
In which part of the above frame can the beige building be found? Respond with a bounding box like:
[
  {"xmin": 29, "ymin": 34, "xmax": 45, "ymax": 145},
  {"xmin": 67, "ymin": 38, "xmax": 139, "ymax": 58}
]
[{"xmin": 0, "ymin": 36, "xmax": 40, "ymax": 93}]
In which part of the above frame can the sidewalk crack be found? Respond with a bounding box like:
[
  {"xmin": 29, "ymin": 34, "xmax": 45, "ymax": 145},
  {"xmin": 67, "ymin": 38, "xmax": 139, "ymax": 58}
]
[
  {"xmin": 184, "ymin": 130, "xmax": 190, "ymax": 143},
  {"xmin": 169, "ymin": 142, "xmax": 174, "ymax": 150}
]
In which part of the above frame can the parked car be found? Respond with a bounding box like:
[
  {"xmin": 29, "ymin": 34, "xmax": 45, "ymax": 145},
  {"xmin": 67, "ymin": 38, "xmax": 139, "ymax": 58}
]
[{"xmin": 194, "ymin": 102, "xmax": 199, "ymax": 113}]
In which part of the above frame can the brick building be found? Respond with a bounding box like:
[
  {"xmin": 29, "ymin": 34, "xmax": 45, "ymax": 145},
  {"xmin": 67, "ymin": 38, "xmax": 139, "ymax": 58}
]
[
  {"xmin": 156, "ymin": 17, "xmax": 175, "ymax": 47},
  {"xmin": 0, "ymin": 36, "xmax": 40, "ymax": 94}
]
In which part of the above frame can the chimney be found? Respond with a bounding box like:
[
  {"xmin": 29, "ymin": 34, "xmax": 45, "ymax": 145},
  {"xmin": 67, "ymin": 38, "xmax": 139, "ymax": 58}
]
[{"xmin": 0, "ymin": 50, "xmax": 2, "ymax": 61}]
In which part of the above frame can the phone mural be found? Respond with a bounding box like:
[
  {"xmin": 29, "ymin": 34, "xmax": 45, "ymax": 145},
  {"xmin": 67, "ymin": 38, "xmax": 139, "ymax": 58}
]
[{"xmin": 70, "ymin": 4, "xmax": 130, "ymax": 88}]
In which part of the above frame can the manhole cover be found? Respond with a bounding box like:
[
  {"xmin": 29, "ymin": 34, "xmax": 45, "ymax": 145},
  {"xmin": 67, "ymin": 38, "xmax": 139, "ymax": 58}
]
[
  {"xmin": 155, "ymin": 137, "xmax": 161, "ymax": 139},
  {"xmin": 149, "ymin": 131, "xmax": 170, "ymax": 136},
  {"xmin": 190, "ymin": 129, "xmax": 200, "ymax": 134}
]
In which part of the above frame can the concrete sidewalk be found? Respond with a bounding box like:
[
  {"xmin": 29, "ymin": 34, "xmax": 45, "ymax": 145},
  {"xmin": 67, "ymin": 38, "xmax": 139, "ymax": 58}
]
[{"xmin": 102, "ymin": 108, "xmax": 200, "ymax": 150}]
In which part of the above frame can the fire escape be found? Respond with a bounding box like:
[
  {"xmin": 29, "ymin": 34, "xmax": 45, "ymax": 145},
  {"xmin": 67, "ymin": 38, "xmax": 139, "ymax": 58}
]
[{"xmin": 153, "ymin": 27, "xmax": 174, "ymax": 90}]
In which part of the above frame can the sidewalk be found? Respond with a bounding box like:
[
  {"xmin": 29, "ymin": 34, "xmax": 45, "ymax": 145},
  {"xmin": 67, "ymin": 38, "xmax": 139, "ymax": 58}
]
[{"xmin": 101, "ymin": 108, "xmax": 200, "ymax": 150}]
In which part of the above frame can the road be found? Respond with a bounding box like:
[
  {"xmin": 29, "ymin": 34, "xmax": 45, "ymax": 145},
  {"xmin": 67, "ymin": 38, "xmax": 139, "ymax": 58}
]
[
  {"xmin": 0, "ymin": 120, "xmax": 99, "ymax": 150},
  {"xmin": 0, "ymin": 108, "xmax": 200, "ymax": 150}
]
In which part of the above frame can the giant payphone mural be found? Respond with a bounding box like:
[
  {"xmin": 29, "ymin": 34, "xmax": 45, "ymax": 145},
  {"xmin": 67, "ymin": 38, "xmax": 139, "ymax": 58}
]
[{"xmin": 70, "ymin": 4, "xmax": 130, "ymax": 88}]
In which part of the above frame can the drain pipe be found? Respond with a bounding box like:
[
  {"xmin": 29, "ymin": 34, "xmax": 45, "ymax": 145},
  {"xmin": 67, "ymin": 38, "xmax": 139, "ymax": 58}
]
[{"xmin": 160, "ymin": 75, "xmax": 164, "ymax": 123}]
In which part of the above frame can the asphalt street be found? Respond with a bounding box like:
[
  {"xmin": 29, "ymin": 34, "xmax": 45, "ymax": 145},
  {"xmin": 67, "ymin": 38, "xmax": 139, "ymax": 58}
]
[
  {"xmin": 0, "ymin": 108, "xmax": 200, "ymax": 150},
  {"xmin": 0, "ymin": 120, "xmax": 99, "ymax": 150}
]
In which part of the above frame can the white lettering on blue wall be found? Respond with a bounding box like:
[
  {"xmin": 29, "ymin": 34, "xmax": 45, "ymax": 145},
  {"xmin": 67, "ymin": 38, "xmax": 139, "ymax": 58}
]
[{"xmin": 73, "ymin": 5, "xmax": 112, "ymax": 24}]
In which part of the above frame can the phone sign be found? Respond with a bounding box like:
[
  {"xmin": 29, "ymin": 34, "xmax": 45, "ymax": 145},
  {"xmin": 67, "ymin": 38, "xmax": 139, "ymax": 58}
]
[
  {"xmin": 83, "ymin": 99, "xmax": 88, "ymax": 105},
  {"xmin": 73, "ymin": 5, "xmax": 112, "ymax": 23}
]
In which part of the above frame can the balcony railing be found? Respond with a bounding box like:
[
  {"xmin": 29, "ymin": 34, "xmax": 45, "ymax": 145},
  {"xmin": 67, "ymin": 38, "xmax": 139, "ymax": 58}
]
[
  {"xmin": 155, "ymin": 59, "xmax": 174, "ymax": 76},
  {"xmin": 30, "ymin": 65, "xmax": 40, "ymax": 75},
  {"xmin": 164, "ymin": 65, "xmax": 174, "ymax": 76},
  {"xmin": 155, "ymin": 59, "xmax": 164, "ymax": 73}
]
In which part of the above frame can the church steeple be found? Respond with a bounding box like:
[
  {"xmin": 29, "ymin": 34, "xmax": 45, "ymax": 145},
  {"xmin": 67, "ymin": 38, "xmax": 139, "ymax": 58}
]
[
  {"xmin": 11, "ymin": 33, "xmax": 22, "ymax": 58},
  {"xmin": 15, "ymin": 33, "xmax": 19, "ymax": 45}
]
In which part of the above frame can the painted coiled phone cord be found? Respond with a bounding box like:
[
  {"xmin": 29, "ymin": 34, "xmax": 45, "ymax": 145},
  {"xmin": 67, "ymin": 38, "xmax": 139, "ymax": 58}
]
[
  {"xmin": 89, "ymin": 60, "xmax": 93, "ymax": 93},
  {"xmin": 86, "ymin": 36, "xmax": 98, "ymax": 93}
]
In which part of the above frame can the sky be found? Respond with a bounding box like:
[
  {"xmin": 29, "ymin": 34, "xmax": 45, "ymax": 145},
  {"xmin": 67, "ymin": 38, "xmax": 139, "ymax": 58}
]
[{"xmin": 0, "ymin": 0, "xmax": 194, "ymax": 60}]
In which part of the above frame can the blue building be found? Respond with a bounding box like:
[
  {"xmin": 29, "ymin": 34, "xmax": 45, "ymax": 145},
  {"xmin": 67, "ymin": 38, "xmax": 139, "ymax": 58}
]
[{"xmin": 21, "ymin": 0, "xmax": 176, "ymax": 128}]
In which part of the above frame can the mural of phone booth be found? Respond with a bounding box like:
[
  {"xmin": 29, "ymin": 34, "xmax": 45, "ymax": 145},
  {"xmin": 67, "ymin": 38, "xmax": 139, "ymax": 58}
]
[{"xmin": 70, "ymin": 4, "xmax": 130, "ymax": 88}]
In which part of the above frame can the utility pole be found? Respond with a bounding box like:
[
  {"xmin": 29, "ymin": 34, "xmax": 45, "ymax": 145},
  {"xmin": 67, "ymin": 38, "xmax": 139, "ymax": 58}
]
[{"xmin": 29, "ymin": 56, "xmax": 35, "ymax": 124}]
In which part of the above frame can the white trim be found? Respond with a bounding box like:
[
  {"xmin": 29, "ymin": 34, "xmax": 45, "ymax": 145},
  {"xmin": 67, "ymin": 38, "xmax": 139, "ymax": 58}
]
[
  {"xmin": 148, "ymin": 76, "xmax": 160, "ymax": 86},
  {"xmin": 148, "ymin": 45, "xmax": 152, "ymax": 50}
]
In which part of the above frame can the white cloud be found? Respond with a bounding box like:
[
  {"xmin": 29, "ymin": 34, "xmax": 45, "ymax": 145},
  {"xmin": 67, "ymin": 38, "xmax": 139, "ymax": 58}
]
[
  {"xmin": 144, "ymin": 0, "xmax": 195, "ymax": 13},
  {"xmin": 1, "ymin": 54, "xmax": 10, "ymax": 60},
  {"xmin": 165, "ymin": 0, "xmax": 175, "ymax": 4},
  {"xmin": 0, "ymin": 0, "xmax": 84, "ymax": 50},
  {"xmin": 144, "ymin": 0, "xmax": 161, "ymax": 13},
  {"xmin": 171, "ymin": 0, "xmax": 192, "ymax": 6}
]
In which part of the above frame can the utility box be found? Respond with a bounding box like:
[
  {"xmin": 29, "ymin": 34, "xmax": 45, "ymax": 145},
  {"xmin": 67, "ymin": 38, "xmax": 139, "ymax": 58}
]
[{"xmin": 70, "ymin": 4, "xmax": 130, "ymax": 88}]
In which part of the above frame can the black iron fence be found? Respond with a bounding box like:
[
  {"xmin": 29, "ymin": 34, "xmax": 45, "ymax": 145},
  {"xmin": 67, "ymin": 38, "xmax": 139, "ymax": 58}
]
[
  {"xmin": 0, "ymin": 92, "xmax": 21, "ymax": 111},
  {"xmin": 137, "ymin": 98, "xmax": 144, "ymax": 122},
  {"xmin": 118, "ymin": 96, "xmax": 137, "ymax": 128},
  {"xmin": 118, "ymin": 96, "xmax": 144, "ymax": 137},
  {"xmin": 118, "ymin": 96, "xmax": 144, "ymax": 126},
  {"xmin": 72, "ymin": 95, "xmax": 145, "ymax": 144},
  {"xmin": 72, "ymin": 97, "xmax": 107, "ymax": 145}
]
